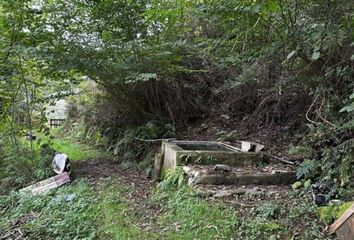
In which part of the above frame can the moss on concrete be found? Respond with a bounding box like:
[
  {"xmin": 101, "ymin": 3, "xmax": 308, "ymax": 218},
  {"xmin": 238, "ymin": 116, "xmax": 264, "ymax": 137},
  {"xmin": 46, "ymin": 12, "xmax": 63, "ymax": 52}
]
[{"xmin": 318, "ymin": 201, "xmax": 354, "ymax": 224}]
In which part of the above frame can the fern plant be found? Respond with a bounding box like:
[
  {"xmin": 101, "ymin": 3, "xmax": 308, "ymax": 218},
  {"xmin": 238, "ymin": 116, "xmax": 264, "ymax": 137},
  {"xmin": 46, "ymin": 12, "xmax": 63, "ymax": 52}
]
[{"xmin": 158, "ymin": 167, "xmax": 186, "ymax": 190}]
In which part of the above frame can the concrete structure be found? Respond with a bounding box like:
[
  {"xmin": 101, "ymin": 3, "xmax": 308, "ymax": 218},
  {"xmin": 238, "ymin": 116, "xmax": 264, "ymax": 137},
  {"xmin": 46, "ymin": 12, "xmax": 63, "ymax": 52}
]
[
  {"xmin": 160, "ymin": 140, "xmax": 262, "ymax": 172},
  {"xmin": 183, "ymin": 166, "xmax": 296, "ymax": 185},
  {"xmin": 155, "ymin": 140, "xmax": 296, "ymax": 186}
]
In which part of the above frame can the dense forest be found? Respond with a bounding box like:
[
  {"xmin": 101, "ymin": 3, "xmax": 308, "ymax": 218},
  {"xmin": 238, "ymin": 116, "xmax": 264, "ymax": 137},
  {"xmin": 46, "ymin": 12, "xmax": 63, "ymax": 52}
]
[{"xmin": 0, "ymin": 0, "xmax": 353, "ymax": 239}]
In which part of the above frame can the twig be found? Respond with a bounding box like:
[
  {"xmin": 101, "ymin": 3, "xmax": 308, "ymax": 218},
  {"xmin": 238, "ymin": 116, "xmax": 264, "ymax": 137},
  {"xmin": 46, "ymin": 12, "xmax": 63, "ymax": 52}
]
[
  {"xmin": 315, "ymin": 109, "xmax": 337, "ymax": 128},
  {"xmin": 305, "ymin": 95, "xmax": 319, "ymax": 125},
  {"xmin": 134, "ymin": 137, "xmax": 176, "ymax": 142},
  {"xmin": 219, "ymin": 142, "xmax": 242, "ymax": 152},
  {"xmin": 221, "ymin": 142, "xmax": 294, "ymax": 165},
  {"xmin": 262, "ymin": 152, "xmax": 295, "ymax": 165},
  {"xmin": 306, "ymin": 95, "xmax": 336, "ymax": 128}
]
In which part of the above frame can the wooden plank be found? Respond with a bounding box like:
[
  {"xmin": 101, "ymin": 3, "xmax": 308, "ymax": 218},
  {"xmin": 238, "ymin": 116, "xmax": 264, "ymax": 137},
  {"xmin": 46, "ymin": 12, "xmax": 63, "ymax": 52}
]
[
  {"xmin": 336, "ymin": 223, "xmax": 353, "ymax": 240},
  {"xmin": 32, "ymin": 175, "xmax": 70, "ymax": 195},
  {"xmin": 20, "ymin": 173, "xmax": 68, "ymax": 192},
  {"xmin": 348, "ymin": 216, "xmax": 354, "ymax": 237},
  {"xmin": 329, "ymin": 203, "xmax": 354, "ymax": 235},
  {"xmin": 20, "ymin": 172, "xmax": 70, "ymax": 195}
]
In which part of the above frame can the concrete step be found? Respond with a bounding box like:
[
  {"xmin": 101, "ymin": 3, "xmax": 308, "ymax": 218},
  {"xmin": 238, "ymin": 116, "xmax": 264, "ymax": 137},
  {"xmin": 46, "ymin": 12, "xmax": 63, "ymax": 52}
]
[
  {"xmin": 183, "ymin": 165, "xmax": 296, "ymax": 186},
  {"xmin": 193, "ymin": 184, "xmax": 291, "ymax": 199}
]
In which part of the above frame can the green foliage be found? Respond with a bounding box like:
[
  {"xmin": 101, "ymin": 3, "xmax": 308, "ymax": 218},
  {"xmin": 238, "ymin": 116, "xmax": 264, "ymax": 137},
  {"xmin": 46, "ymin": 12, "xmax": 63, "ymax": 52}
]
[
  {"xmin": 236, "ymin": 220, "xmax": 287, "ymax": 240},
  {"xmin": 297, "ymin": 115, "xmax": 353, "ymax": 191},
  {"xmin": 49, "ymin": 137, "xmax": 110, "ymax": 161},
  {"xmin": 318, "ymin": 201, "xmax": 354, "ymax": 225},
  {"xmin": 0, "ymin": 4, "xmax": 353, "ymax": 240},
  {"xmin": 34, "ymin": 144, "xmax": 56, "ymax": 180},
  {"xmin": 292, "ymin": 179, "xmax": 312, "ymax": 190},
  {"xmin": 340, "ymin": 93, "xmax": 354, "ymax": 113},
  {"xmin": 216, "ymin": 130, "xmax": 237, "ymax": 142},
  {"xmin": 292, "ymin": 181, "xmax": 303, "ymax": 190},
  {"xmin": 0, "ymin": 180, "xmax": 99, "ymax": 240},
  {"xmin": 253, "ymin": 202, "xmax": 280, "ymax": 220},
  {"xmin": 178, "ymin": 154, "xmax": 218, "ymax": 165},
  {"xmin": 296, "ymin": 160, "xmax": 321, "ymax": 179},
  {"xmin": 153, "ymin": 186, "xmax": 239, "ymax": 239},
  {"xmin": 288, "ymin": 146, "xmax": 311, "ymax": 156},
  {"xmin": 111, "ymin": 121, "xmax": 175, "ymax": 162},
  {"xmin": 99, "ymin": 179, "xmax": 153, "ymax": 239},
  {"xmin": 0, "ymin": 144, "xmax": 36, "ymax": 192},
  {"xmin": 158, "ymin": 166, "xmax": 186, "ymax": 190}
]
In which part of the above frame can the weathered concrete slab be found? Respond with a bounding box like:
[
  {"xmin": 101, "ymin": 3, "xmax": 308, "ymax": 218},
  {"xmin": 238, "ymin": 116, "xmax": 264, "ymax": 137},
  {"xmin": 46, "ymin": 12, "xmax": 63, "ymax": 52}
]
[
  {"xmin": 183, "ymin": 166, "xmax": 296, "ymax": 186},
  {"xmin": 152, "ymin": 153, "xmax": 163, "ymax": 180},
  {"xmin": 160, "ymin": 141, "xmax": 263, "ymax": 176},
  {"xmin": 194, "ymin": 184, "xmax": 291, "ymax": 199},
  {"xmin": 194, "ymin": 171, "xmax": 296, "ymax": 185}
]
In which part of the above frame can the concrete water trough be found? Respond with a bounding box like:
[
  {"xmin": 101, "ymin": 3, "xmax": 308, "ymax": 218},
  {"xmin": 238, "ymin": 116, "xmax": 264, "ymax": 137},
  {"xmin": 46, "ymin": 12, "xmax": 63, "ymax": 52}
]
[
  {"xmin": 153, "ymin": 140, "xmax": 296, "ymax": 186},
  {"xmin": 154, "ymin": 140, "xmax": 263, "ymax": 178}
]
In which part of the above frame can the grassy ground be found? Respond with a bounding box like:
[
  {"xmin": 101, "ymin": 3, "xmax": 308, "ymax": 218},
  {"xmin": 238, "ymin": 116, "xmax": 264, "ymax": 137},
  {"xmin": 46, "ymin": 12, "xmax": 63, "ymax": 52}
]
[
  {"xmin": 0, "ymin": 139, "xmax": 330, "ymax": 240},
  {"xmin": 49, "ymin": 138, "xmax": 110, "ymax": 161}
]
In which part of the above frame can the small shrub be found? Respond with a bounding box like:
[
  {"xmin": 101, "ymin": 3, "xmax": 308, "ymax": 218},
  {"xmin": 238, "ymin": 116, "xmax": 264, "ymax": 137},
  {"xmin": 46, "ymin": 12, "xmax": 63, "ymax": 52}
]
[
  {"xmin": 158, "ymin": 166, "xmax": 186, "ymax": 190},
  {"xmin": 296, "ymin": 160, "xmax": 321, "ymax": 179},
  {"xmin": 253, "ymin": 202, "xmax": 281, "ymax": 220}
]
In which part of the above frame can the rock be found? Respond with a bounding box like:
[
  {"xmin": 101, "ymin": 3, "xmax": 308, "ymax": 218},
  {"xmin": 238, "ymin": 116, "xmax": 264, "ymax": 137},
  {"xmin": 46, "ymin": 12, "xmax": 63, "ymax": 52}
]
[
  {"xmin": 213, "ymin": 164, "xmax": 232, "ymax": 172},
  {"xmin": 220, "ymin": 114, "xmax": 230, "ymax": 120}
]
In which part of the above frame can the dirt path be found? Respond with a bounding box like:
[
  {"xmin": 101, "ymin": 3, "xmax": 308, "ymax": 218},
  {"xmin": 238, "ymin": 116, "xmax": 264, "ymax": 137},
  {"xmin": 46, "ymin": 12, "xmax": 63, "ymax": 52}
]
[
  {"xmin": 72, "ymin": 159, "xmax": 163, "ymax": 237},
  {"xmin": 73, "ymin": 158, "xmax": 154, "ymax": 198}
]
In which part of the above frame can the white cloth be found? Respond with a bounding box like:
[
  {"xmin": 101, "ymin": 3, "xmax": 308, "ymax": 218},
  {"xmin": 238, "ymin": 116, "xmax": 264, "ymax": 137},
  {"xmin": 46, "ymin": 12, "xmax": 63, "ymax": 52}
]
[{"xmin": 52, "ymin": 153, "xmax": 68, "ymax": 174}]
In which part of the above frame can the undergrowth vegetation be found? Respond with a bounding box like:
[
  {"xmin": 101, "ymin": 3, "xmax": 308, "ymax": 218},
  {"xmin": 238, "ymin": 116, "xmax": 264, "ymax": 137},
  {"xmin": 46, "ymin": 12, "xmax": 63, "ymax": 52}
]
[
  {"xmin": 0, "ymin": 141, "xmax": 331, "ymax": 240},
  {"xmin": 0, "ymin": 0, "xmax": 353, "ymax": 239},
  {"xmin": 45, "ymin": 0, "xmax": 353, "ymax": 196},
  {"xmin": 0, "ymin": 180, "xmax": 99, "ymax": 240},
  {"xmin": 0, "ymin": 0, "xmax": 353, "ymax": 193},
  {"xmin": 154, "ymin": 167, "xmax": 327, "ymax": 239}
]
